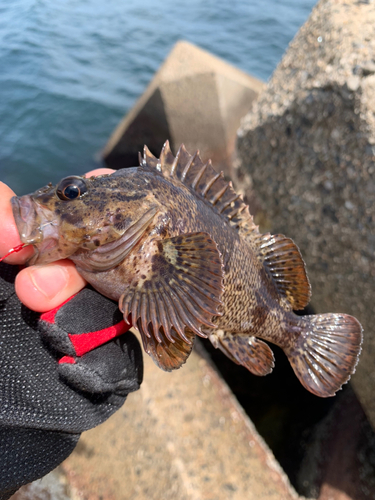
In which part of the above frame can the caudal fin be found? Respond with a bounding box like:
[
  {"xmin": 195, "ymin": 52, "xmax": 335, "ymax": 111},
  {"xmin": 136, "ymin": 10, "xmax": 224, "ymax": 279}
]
[{"xmin": 285, "ymin": 313, "xmax": 363, "ymax": 397}]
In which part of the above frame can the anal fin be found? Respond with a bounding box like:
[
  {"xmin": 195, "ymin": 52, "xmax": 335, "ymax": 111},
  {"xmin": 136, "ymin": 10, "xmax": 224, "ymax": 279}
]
[{"xmin": 210, "ymin": 331, "xmax": 275, "ymax": 376}]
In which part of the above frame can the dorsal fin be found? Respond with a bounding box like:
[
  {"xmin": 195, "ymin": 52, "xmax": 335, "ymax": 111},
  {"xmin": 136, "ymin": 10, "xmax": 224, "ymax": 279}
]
[
  {"xmin": 252, "ymin": 233, "xmax": 311, "ymax": 310},
  {"xmin": 140, "ymin": 141, "xmax": 259, "ymax": 237},
  {"xmin": 139, "ymin": 142, "xmax": 311, "ymax": 311},
  {"xmin": 140, "ymin": 145, "xmax": 161, "ymax": 171}
]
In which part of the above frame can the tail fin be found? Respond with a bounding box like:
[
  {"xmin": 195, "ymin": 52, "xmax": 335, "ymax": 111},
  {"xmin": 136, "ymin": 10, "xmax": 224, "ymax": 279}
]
[{"xmin": 285, "ymin": 313, "xmax": 363, "ymax": 397}]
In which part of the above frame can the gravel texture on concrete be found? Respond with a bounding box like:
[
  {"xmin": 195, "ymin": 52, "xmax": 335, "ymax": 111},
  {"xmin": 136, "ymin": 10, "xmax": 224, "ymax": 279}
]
[
  {"xmin": 237, "ymin": 0, "xmax": 375, "ymax": 427},
  {"xmin": 58, "ymin": 338, "xmax": 297, "ymax": 500}
]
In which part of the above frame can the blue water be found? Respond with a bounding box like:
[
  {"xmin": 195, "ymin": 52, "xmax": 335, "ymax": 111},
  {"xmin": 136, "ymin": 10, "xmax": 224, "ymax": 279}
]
[{"xmin": 0, "ymin": 0, "xmax": 316, "ymax": 194}]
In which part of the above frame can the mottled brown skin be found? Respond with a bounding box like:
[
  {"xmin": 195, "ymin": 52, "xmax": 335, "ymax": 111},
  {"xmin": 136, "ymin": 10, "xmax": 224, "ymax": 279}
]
[
  {"xmin": 71, "ymin": 169, "xmax": 293, "ymax": 347},
  {"xmin": 12, "ymin": 144, "xmax": 363, "ymax": 397}
]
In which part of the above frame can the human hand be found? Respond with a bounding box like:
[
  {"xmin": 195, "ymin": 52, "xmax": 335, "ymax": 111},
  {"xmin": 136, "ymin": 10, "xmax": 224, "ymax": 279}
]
[
  {"xmin": 0, "ymin": 170, "xmax": 143, "ymax": 499},
  {"xmin": 0, "ymin": 168, "xmax": 113, "ymax": 312},
  {"xmin": 0, "ymin": 261, "xmax": 143, "ymax": 499}
]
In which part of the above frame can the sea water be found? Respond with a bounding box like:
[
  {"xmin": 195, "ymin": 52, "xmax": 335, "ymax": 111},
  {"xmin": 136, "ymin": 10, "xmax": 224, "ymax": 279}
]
[{"xmin": 0, "ymin": 0, "xmax": 316, "ymax": 194}]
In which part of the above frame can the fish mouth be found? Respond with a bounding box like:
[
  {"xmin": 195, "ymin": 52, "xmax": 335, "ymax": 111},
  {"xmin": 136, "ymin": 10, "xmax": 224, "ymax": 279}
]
[
  {"xmin": 11, "ymin": 195, "xmax": 43, "ymax": 244},
  {"xmin": 11, "ymin": 196, "xmax": 60, "ymax": 264}
]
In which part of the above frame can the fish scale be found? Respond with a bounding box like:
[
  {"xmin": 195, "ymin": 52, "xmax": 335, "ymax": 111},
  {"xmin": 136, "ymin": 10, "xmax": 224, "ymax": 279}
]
[{"xmin": 11, "ymin": 142, "xmax": 363, "ymax": 397}]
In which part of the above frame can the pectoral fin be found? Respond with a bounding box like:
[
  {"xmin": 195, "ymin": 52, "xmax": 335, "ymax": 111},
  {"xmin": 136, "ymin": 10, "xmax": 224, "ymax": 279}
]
[{"xmin": 119, "ymin": 232, "xmax": 225, "ymax": 371}]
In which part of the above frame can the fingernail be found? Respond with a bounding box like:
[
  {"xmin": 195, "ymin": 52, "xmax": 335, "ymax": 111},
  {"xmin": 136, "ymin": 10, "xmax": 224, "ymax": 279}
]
[{"xmin": 30, "ymin": 265, "xmax": 69, "ymax": 299}]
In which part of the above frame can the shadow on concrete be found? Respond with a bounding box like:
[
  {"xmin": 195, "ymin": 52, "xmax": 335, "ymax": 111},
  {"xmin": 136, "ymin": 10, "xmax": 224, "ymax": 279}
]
[
  {"xmin": 202, "ymin": 305, "xmax": 375, "ymax": 499},
  {"xmin": 104, "ymin": 88, "xmax": 171, "ymax": 169},
  {"xmin": 102, "ymin": 41, "xmax": 264, "ymax": 173}
]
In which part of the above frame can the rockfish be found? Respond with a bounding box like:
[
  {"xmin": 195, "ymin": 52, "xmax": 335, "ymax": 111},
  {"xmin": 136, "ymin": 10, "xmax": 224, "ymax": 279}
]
[{"xmin": 12, "ymin": 142, "xmax": 362, "ymax": 397}]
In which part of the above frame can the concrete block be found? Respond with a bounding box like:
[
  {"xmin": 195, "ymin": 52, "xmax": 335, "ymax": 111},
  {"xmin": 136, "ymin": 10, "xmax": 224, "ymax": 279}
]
[
  {"xmin": 102, "ymin": 40, "xmax": 264, "ymax": 172},
  {"xmin": 237, "ymin": 0, "xmax": 375, "ymax": 426},
  {"xmin": 9, "ymin": 469, "xmax": 70, "ymax": 500},
  {"xmin": 13, "ymin": 380, "xmax": 375, "ymax": 499},
  {"xmin": 57, "ymin": 338, "xmax": 297, "ymax": 500}
]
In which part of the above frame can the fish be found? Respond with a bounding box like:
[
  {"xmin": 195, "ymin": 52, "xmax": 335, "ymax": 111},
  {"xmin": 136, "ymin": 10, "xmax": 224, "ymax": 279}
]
[{"xmin": 11, "ymin": 141, "xmax": 363, "ymax": 397}]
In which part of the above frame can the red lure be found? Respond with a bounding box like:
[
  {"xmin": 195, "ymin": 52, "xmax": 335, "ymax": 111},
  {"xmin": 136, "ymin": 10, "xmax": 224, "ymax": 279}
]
[{"xmin": 0, "ymin": 243, "xmax": 28, "ymax": 263}]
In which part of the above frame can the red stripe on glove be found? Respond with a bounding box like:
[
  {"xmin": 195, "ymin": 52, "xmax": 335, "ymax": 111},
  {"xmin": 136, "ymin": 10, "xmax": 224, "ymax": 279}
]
[
  {"xmin": 40, "ymin": 294, "xmax": 78, "ymax": 324},
  {"xmin": 59, "ymin": 356, "xmax": 76, "ymax": 365},
  {"xmin": 68, "ymin": 320, "xmax": 131, "ymax": 356}
]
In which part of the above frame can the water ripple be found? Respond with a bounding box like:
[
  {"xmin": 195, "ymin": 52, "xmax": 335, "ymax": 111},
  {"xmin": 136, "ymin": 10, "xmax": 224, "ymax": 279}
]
[{"xmin": 0, "ymin": 0, "xmax": 315, "ymax": 193}]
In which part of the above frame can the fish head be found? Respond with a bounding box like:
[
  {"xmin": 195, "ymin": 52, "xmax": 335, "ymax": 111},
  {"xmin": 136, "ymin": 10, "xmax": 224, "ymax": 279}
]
[{"xmin": 11, "ymin": 168, "xmax": 160, "ymax": 266}]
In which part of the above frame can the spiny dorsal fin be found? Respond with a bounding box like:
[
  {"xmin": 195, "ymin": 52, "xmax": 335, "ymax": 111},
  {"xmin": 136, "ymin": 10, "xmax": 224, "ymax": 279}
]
[
  {"xmin": 140, "ymin": 141, "xmax": 259, "ymax": 237},
  {"xmin": 141, "ymin": 145, "xmax": 161, "ymax": 172},
  {"xmin": 253, "ymin": 233, "xmax": 311, "ymax": 310},
  {"xmin": 140, "ymin": 142, "xmax": 311, "ymax": 310}
]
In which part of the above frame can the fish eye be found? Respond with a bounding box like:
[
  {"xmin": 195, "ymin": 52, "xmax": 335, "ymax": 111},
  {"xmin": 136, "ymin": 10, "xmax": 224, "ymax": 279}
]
[{"xmin": 56, "ymin": 176, "xmax": 87, "ymax": 201}]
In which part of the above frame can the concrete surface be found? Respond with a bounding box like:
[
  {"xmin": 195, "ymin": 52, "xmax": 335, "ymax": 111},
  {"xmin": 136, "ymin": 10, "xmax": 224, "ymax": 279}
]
[
  {"xmin": 11, "ymin": 346, "xmax": 375, "ymax": 500},
  {"xmin": 56, "ymin": 338, "xmax": 297, "ymax": 500},
  {"xmin": 237, "ymin": 0, "xmax": 375, "ymax": 428},
  {"xmin": 102, "ymin": 40, "xmax": 264, "ymax": 173},
  {"xmin": 9, "ymin": 469, "xmax": 70, "ymax": 500}
]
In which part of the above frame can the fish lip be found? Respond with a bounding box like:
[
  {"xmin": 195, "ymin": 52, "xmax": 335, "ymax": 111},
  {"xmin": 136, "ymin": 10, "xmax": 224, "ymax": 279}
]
[
  {"xmin": 11, "ymin": 195, "xmax": 41, "ymax": 244},
  {"xmin": 11, "ymin": 196, "xmax": 60, "ymax": 249}
]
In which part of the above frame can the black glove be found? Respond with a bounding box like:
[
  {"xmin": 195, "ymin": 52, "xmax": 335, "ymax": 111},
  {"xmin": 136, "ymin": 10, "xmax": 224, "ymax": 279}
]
[{"xmin": 0, "ymin": 262, "xmax": 143, "ymax": 500}]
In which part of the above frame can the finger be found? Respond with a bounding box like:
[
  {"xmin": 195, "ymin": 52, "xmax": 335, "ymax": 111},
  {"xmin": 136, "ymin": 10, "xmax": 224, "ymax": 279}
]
[
  {"xmin": 85, "ymin": 168, "xmax": 115, "ymax": 178},
  {"xmin": 15, "ymin": 260, "xmax": 87, "ymax": 312},
  {"xmin": 0, "ymin": 182, "xmax": 34, "ymax": 264},
  {"xmin": 2, "ymin": 168, "xmax": 115, "ymax": 311}
]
